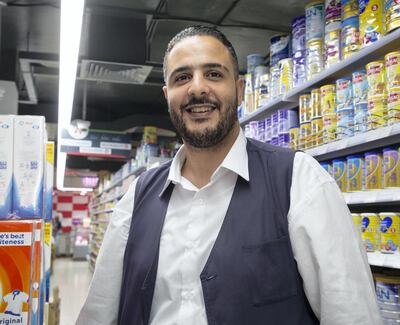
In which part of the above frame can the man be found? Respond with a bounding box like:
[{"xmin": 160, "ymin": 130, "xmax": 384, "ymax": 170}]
[{"xmin": 77, "ymin": 26, "xmax": 382, "ymax": 324}]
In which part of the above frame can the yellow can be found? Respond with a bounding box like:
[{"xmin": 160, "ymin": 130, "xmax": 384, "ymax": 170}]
[
  {"xmin": 361, "ymin": 213, "xmax": 381, "ymax": 251},
  {"xmin": 311, "ymin": 88, "xmax": 321, "ymax": 118},
  {"xmin": 306, "ymin": 39, "xmax": 324, "ymax": 81},
  {"xmin": 311, "ymin": 117, "xmax": 323, "ymax": 147},
  {"xmin": 289, "ymin": 127, "xmax": 299, "ymax": 150},
  {"xmin": 368, "ymin": 95, "xmax": 388, "ymax": 129},
  {"xmin": 388, "ymin": 88, "xmax": 400, "ymax": 125},
  {"xmin": 333, "ymin": 158, "xmax": 347, "ymax": 192},
  {"xmin": 322, "ymin": 113, "xmax": 337, "ymax": 143},
  {"xmin": 352, "ymin": 213, "xmax": 361, "ymax": 234},
  {"xmin": 299, "ymin": 94, "xmax": 312, "ymax": 123},
  {"xmin": 321, "ymin": 84, "xmax": 336, "ymax": 115},
  {"xmin": 365, "ymin": 151, "xmax": 383, "ymax": 190},
  {"xmin": 278, "ymin": 58, "xmax": 293, "ymax": 96},
  {"xmin": 359, "ymin": 0, "xmax": 384, "ymax": 47},
  {"xmin": 299, "ymin": 122, "xmax": 312, "ymax": 150},
  {"xmin": 383, "ymin": 147, "xmax": 400, "ymax": 188},
  {"xmin": 367, "ymin": 60, "xmax": 387, "ymax": 96},
  {"xmin": 385, "ymin": 51, "xmax": 400, "ymax": 90},
  {"xmin": 324, "ymin": 26, "xmax": 341, "ymax": 67},
  {"xmin": 347, "ymin": 155, "xmax": 364, "ymax": 192},
  {"xmin": 379, "ymin": 212, "xmax": 400, "ymax": 254},
  {"xmin": 342, "ymin": 0, "xmax": 359, "ymax": 19},
  {"xmin": 384, "ymin": 0, "xmax": 400, "ymax": 34}
]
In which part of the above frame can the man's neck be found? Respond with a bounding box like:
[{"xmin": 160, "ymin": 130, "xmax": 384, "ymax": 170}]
[{"xmin": 181, "ymin": 124, "xmax": 240, "ymax": 189}]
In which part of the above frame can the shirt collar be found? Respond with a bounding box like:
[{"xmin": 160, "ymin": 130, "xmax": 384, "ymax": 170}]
[{"xmin": 159, "ymin": 129, "xmax": 249, "ymax": 196}]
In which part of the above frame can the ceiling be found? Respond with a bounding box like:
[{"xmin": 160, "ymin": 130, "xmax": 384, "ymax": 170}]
[{"xmin": 1, "ymin": 0, "xmax": 306, "ymax": 172}]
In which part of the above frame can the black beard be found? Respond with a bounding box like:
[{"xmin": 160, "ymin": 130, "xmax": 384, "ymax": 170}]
[{"xmin": 169, "ymin": 96, "xmax": 238, "ymax": 149}]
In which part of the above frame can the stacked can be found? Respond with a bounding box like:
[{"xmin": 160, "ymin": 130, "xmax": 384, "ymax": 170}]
[
  {"xmin": 376, "ymin": 276, "xmax": 400, "ymax": 323},
  {"xmin": 270, "ymin": 64, "xmax": 281, "ymax": 100},
  {"xmin": 247, "ymin": 54, "xmax": 264, "ymax": 76},
  {"xmin": 385, "ymin": 51, "xmax": 400, "ymax": 125},
  {"xmin": 324, "ymin": 0, "xmax": 342, "ymax": 67},
  {"xmin": 347, "ymin": 155, "xmax": 364, "ymax": 191},
  {"xmin": 336, "ymin": 77, "xmax": 354, "ymax": 139},
  {"xmin": 292, "ymin": 16, "xmax": 307, "ymax": 87},
  {"xmin": 359, "ymin": 0, "xmax": 384, "ymax": 47},
  {"xmin": 278, "ymin": 59, "xmax": 293, "ymax": 96},
  {"xmin": 341, "ymin": 15, "xmax": 360, "ymax": 59},
  {"xmin": 244, "ymin": 73, "xmax": 255, "ymax": 115},
  {"xmin": 306, "ymin": 1, "xmax": 325, "ymax": 80},
  {"xmin": 289, "ymin": 110, "xmax": 300, "ymax": 150},
  {"xmin": 352, "ymin": 70, "xmax": 369, "ymax": 133},
  {"xmin": 367, "ymin": 60, "xmax": 388, "ymax": 129},
  {"xmin": 271, "ymin": 112, "xmax": 279, "ymax": 146},
  {"xmin": 384, "ymin": 0, "xmax": 400, "ymax": 34},
  {"xmin": 254, "ymin": 65, "xmax": 269, "ymax": 110},
  {"xmin": 299, "ymin": 94, "xmax": 312, "ymax": 149},
  {"xmin": 365, "ymin": 151, "xmax": 383, "ymax": 190},
  {"xmin": 278, "ymin": 109, "xmax": 292, "ymax": 148},
  {"xmin": 311, "ymin": 88, "xmax": 323, "ymax": 146},
  {"xmin": 265, "ymin": 117, "xmax": 272, "ymax": 144},
  {"xmin": 321, "ymin": 84, "xmax": 337, "ymax": 143},
  {"xmin": 361, "ymin": 213, "xmax": 381, "ymax": 251},
  {"xmin": 333, "ymin": 158, "xmax": 347, "ymax": 192},
  {"xmin": 383, "ymin": 147, "xmax": 400, "ymax": 188}
]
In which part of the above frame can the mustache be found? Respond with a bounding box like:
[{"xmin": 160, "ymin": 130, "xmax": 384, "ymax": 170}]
[{"xmin": 180, "ymin": 97, "xmax": 220, "ymax": 111}]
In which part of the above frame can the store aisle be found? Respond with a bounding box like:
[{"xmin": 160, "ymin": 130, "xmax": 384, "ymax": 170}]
[{"xmin": 51, "ymin": 258, "xmax": 92, "ymax": 325}]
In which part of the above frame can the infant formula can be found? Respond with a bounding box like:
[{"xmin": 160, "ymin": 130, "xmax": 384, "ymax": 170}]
[
  {"xmin": 306, "ymin": 1, "xmax": 325, "ymax": 41},
  {"xmin": 323, "ymin": 113, "xmax": 337, "ymax": 142},
  {"xmin": 321, "ymin": 84, "xmax": 337, "ymax": 114},
  {"xmin": 248, "ymin": 121, "xmax": 258, "ymax": 139},
  {"xmin": 325, "ymin": 0, "xmax": 342, "ymax": 24},
  {"xmin": 347, "ymin": 155, "xmax": 364, "ymax": 191},
  {"xmin": 270, "ymin": 35, "xmax": 290, "ymax": 67},
  {"xmin": 311, "ymin": 117, "xmax": 324, "ymax": 147},
  {"xmin": 299, "ymin": 94, "xmax": 312, "ymax": 123},
  {"xmin": 257, "ymin": 120, "xmax": 265, "ymax": 142},
  {"xmin": 354, "ymin": 102, "xmax": 369, "ymax": 133},
  {"xmin": 264, "ymin": 117, "xmax": 272, "ymax": 143},
  {"xmin": 385, "ymin": 51, "xmax": 400, "ymax": 90},
  {"xmin": 272, "ymin": 112, "xmax": 279, "ymax": 139},
  {"xmin": 244, "ymin": 73, "xmax": 255, "ymax": 115},
  {"xmin": 278, "ymin": 109, "xmax": 289, "ymax": 134},
  {"xmin": 289, "ymin": 127, "xmax": 299, "ymax": 150},
  {"xmin": 278, "ymin": 58, "xmax": 293, "ymax": 96},
  {"xmin": 320, "ymin": 161, "xmax": 332, "ymax": 175},
  {"xmin": 311, "ymin": 88, "xmax": 322, "ymax": 118},
  {"xmin": 288, "ymin": 109, "xmax": 300, "ymax": 129},
  {"xmin": 359, "ymin": 0, "xmax": 384, "ymax": 47},
  {"xmin": 292, "ymin": 16, "xmax": 306, "ymax": 53},
  {"xmin": 365, "ymin": 151, "xmax": 383, "ymax": 190},
  {"xmin": 368, "ymin": 95, "xmax": 388, "ymax": 129},
  {"xmin": 292, "ymin": 50, "xmax": 307, "ymax": 87},
  {"xmin": 388, "ymin": 88, "xmax": 400, "ymax": 124},
  {"xmin": 383, "ymin": 147, "xmax": 400, "ymax": 188},
  {"xmin": 376, "ymin": 276, "xmax": 400, "ymax": 311},
  {"xmin": 361, "ymin": 212, "xmax": 381, "ymax": 251},
  {"xmin": 247, "ymin": 54, "xmax": 264, "ymax": 75},
  {"xmin": 367, "ymin": 60, "xmax": 387, "ymax": 96},
  {"xmin": 336, "ymin": 77, "xmax": 353, "ymax": 110},
  {"xmin": 254, "ymin": 71, "xmax": 269, "ymax": 109},
  {"xmin": 380, "ymin": 212, "xmax": 400, "ymax": 254},
  {"xmin": 270, "ymin": 65, "xmax": 280, "ymax": 99},
  {"xmin": 341, "ymin": 15, "xmax": 361, "ymax": 59},
  {"xmin": 337, "ymin": 107, "xmax": 355, "ymax": 138},
  {"xmin": 306, "ymin": 39, "xmax": 324, "ymax": 80},
  {"xmin": 352, "ymin": 213, "xmax": 362, "ymax": 233},
  {"xmin": 352, "ymin": 70, "xmax": 368, "ymax": 103},
  {"xmin": 384, "ymin": 0, "xmax": 400, "ymax": 34},
  {"xmin": 278, "ymin": 133, "xmax": 290, "ymax": 148},
  {"xmin": 333, "ymin": 158, "xmax": 347, "ymax": 192},
  {"xmin": 324, "ymin": 22, "xmax": 341, "ymax": 67},
  {"xmin": 299, "ymin": 122, "xmax": 312, "ymax": 149},
  {"xmin": 342, "ymin": 0, "xmax": 359, "ymax": 19}
]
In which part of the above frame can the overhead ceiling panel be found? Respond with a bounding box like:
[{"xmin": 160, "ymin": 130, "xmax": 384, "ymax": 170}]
[{"xmin": 86, "ymin": 0, "xmax": 161, "ymax": 12}]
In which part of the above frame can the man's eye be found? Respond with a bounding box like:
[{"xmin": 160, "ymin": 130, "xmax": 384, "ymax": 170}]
[
  {"xmin": 175, "ymin": 74, "xmax": 190, "ymax": 82},
  {"xmin": 207, "ymin": 71, "xmax": 223, "ymax": 78}
]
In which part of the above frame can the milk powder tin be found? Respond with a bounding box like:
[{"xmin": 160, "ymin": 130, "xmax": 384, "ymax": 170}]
[
  {"xmin": 325, "ymin": 0, "xmax": 342, "ymax": 24},
  {"xmin": 324, "ymin": 22, "xmax": 341, "ymax": 67},
  {"xmin": 288, "ymin": 109, "xmax": 300, "ymax": 129},
  {"xmin": 278, "ymin": 58, "xmax": 293, "ymax": 96},
  {"xmin": 385, "ymin": 51, "xmax": 400, "ymax": 90},
  {"xmin": 388, "ymin": 88, "xmax": 400, "ymax": 124},
  {"xmin": 292, "ymin": 50, "xmax": 307, "ymax": 87},
  {"xmin": 359, "ymin": 0, "xmax": 384, "ymax": 47},
  {"xmin": 321, "ymin": 84, "xmax": 337, "ymax": 114},
  {"xmin": 352, "ymin": 213, "xmax": 362, "ymax": 233},
  {"xmin": 380, "ymin": 212, "xmax": 400, "ymax": 254},
  {"xmin": 320, "ymin": 161, "xmax": 332, "ymax": 175},
  {"xmin": 333, "ymin": 158, "xmax": 347, "ymax": 192},
  {"xmin": 306, "ymin": 39, "xmax": 324, "ymax": 80},
  {"xmin": 311, "ymin": 88, "xmax": 322, "ymax": 118},
  {"xmin": 323, "ymin": 113, "xmax": 337, "ymax": 142},
  {"xmin": 368, "ymin": 95, "xmax": 387, "ymax": 129},
  {"xmin": 383, "ymin": 147, "xmax": 400, "ymax": 188},
  {"xmin": 337, "ymin": 107, "xmax": 355, "ymax": 138},
  {"xmin": 248, "ymin": 121, "xmax": 259, "ymax": 139},
  {"xmin": 365, "ymin": 151, "xmax": 383, "ymax": 190},
  {"xmin": 289, "ymin": 127, "xmax": 299, "ymax": 150},
  {"xmin": 342, "ymin": 0, "xmax": 359, "ymax": 19},
  {"xmin": 311, "ymin": 117, "xmax": 324, "ymax": 147},
  {"xmin": 299, "ymin": 122, "xmax": 312, "ymax": 149},
  {"xmin": 265, "ymin": 117, "xmax": 272, "ymax": 143},
  {"xmin": 254, "ymin": 72, "xmax": 270, "ymax": 109},
  {"xmin": 352, "ymin": 70, "xmax": 368, "ymax": 103},
  {"xmin": 270, "ymin": 65, "xmax": 281, "ymax": 100},
  {"xmin": 272, "ymin": 112, "xmax": 279, "ymax": 138},
  {"xmin": 278, "ymin": 109, "xmax": 290, "ymax": 134},
  {"xmin": 300, "ymin": 94, "xmax": 312, "ymax": 123},
  {"xmin": 347, "ymin": 155, "xmax": 364, "ymax": 191},
  {"xmin": 306, "ymin": 1, "xmax": 325, "ymax": 41},
  {"xmin": 361, "ymin": 212, "xmax": 381, "ymax": 251},
  {"xmin": 244, "ymin": 74, "xmax": 254, "ymax": 115},
  {"xmin": 341, "ymin": 16, "xmax": 361, "ymax": 59},
  {"xmin": 384, "ymin": 0, "xmax": 400, "ymax": 34},
  {"xmin": 270, "ymin": 35, "xmax": 290, "ymax": 67},
  {"xmin": 292, "ymin": 16, "xmax": 306, "ymax": 53},
  {"xmin": 257, "ymin": 120, "xmax": 265, "ymax": 142},
  {"xmin": 367, "ymin": 60, "xmax": 387, "ymax": 96},
  {"xmin": 247, "ymin": 54, "xmax": 264, "ymax": 75},
  {"xmin": 376, "ymin": 275, "xmax": 400, "ymax": 310},
  {"xmin": 336, "ymin": 77, "xmax": 353, "ymax": 110},
  {"xmin": 354, "ymin": 102, "xmax": 369, "ymax": 133},
  {"xmin": 278, "ymin": 133, "xmax": 290, "ymax": 148}
]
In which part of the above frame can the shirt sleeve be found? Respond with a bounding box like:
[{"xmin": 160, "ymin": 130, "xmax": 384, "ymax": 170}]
[
  {"xmin": 288, "ymin": 152, "xmax": 383, "ymax": 325},
  {"xmin": 76, "ymin": 178, "xmax": 138, "ymax": 325}
]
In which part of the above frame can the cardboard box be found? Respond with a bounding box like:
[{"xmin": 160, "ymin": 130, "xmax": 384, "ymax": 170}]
[
  {"xmin": 0, "ymin": 115, "xmax": 14, "ymax": 218},
  {"xmin": 45, "ymin": 142, "xmax": 54, "ymax": 222},
  {"xmin": 0, "ymin": 220, "xmax": 34, "ymax": 325},
  {"xmin": 13, "ymin": 116, "xmax": 45, "ymax": 218},
  {"xmin": 30, "ymin": 220, "xmax": 42, "ymax": 325}
]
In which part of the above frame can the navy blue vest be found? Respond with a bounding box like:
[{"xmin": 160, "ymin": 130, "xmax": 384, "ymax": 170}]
[{"xmin": 118, "ymin": 139, "xmax": 319, "ymax": 325}]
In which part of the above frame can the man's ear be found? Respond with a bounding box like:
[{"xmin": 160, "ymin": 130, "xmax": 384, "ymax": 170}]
[
  {"xmin": 236, "ymin": 77, "xmax": 244, "ymax": 104},
  {"xmin": 163, "ymin": 85, "xmax": 168, "ymax": 101}
]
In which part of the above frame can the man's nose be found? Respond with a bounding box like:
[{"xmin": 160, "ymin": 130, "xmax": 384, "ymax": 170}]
[{"xmin": 188, "ymin": 73, "xmax": 210, "ymax": 98}]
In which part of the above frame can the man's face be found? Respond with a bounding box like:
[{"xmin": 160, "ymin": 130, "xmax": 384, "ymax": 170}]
[{"xmin": 163, "ymin": 35, "xmax": 243, "ymax": 148}]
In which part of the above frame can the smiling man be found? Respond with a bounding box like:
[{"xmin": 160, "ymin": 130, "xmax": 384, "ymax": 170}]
[{"xmin": 77, "ymin": 26, "xmax": 382, "ymax": 325}]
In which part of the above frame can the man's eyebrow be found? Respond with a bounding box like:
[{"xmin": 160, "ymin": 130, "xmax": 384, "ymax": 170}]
[{"xmin": 169, "ymin": 63, "xmax": 230, "ymax": 78}]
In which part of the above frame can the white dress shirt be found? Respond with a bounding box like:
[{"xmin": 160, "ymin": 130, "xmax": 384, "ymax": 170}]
[{"xmin": 77, "ymin": 130, "xmax": 383, "ymax": 325}]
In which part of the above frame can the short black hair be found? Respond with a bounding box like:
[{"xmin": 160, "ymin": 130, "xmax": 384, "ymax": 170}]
[{"xmin": 163, "ymin": 25, "xmax": 239, "ymax": 82}]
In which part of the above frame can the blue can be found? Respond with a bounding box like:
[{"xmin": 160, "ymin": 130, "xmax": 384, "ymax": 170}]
[
  {"xmin": 247, "ymin": 54, "xmax": 264, "ymax": 75},
  {"xmin": 347, "ymin": 155, "xmax": 364, "ymax": 191},
  {"xmin": 320, "ymin": 162, "xmax": 332, "ymax": 176},
  {"xmin": 354, "ymin": 102, "xmax": 368, "ymax": 134},
  {"xmin": 264, "ymin": 117, "xmax": 272, "ymax": 143},
  {"xmin": 336, "ymin": 77, "xmax": 353, "ymax": 110},
  {"xmin": 257, "ymin": 120, "xmax": 265, "ymax": 142},
  {"xmin": 272, "ymin": 112, "xmax": 279, "ymax": 138},
  {"xmin": 352, "ymin": 70, "xmax": 368, "ymax": 104},
  {"xmin": 292, "ymin": 15, "xmax": 306, "ymax": 53},
  {"xmin": 337, "ymin": 107, "xmax": 355, "ymax": 139},
  {"xmin": 270, "ymin": 34, "xmax": 290, "ymax": 67},
  {"xmin": 333, "ymin": 158, "xmax": 347, "ymax": 192},
  {"xmin": 278, "ymin": 133, "xmax": 290, "ymax": 148}
]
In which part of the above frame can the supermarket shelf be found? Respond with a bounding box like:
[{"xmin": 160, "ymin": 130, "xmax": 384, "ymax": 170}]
[
  {"xmin": 305, "ymin": 123, "xmax": 400, "ymax": 161},
  {"xmin": 91, "ymin": 219, "xmax": 110, "ymax": 223},
  {"xmin": 92, "ymin": 209, "xmax": 113, "ymax": 216},
  {"xmin": 344, "ymin": 189, "xmax": 400, "ymax": 205},
  {"xmin": 94, "ymin": 166, "xmax": 146, "ymax": 198},
  {"xmin": 90, "ymin": 194, "xmax": 123, "ymax": 209},
  {"xmin": 239, "ymin": 28, "xmax": 400, "ymax": 126},
  {"xmin": 368, "ymin": 252, "xmax": 400, "ymax": 269}
]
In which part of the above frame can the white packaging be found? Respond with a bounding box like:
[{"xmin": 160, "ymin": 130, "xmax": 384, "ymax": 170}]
[
  {"xmin": 0, "ymin": 115, "xmax": 14, "ymax": 218},
  {"xmin": 13, "ymin": 116, "xmax": 45, "ymax": 218}
]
